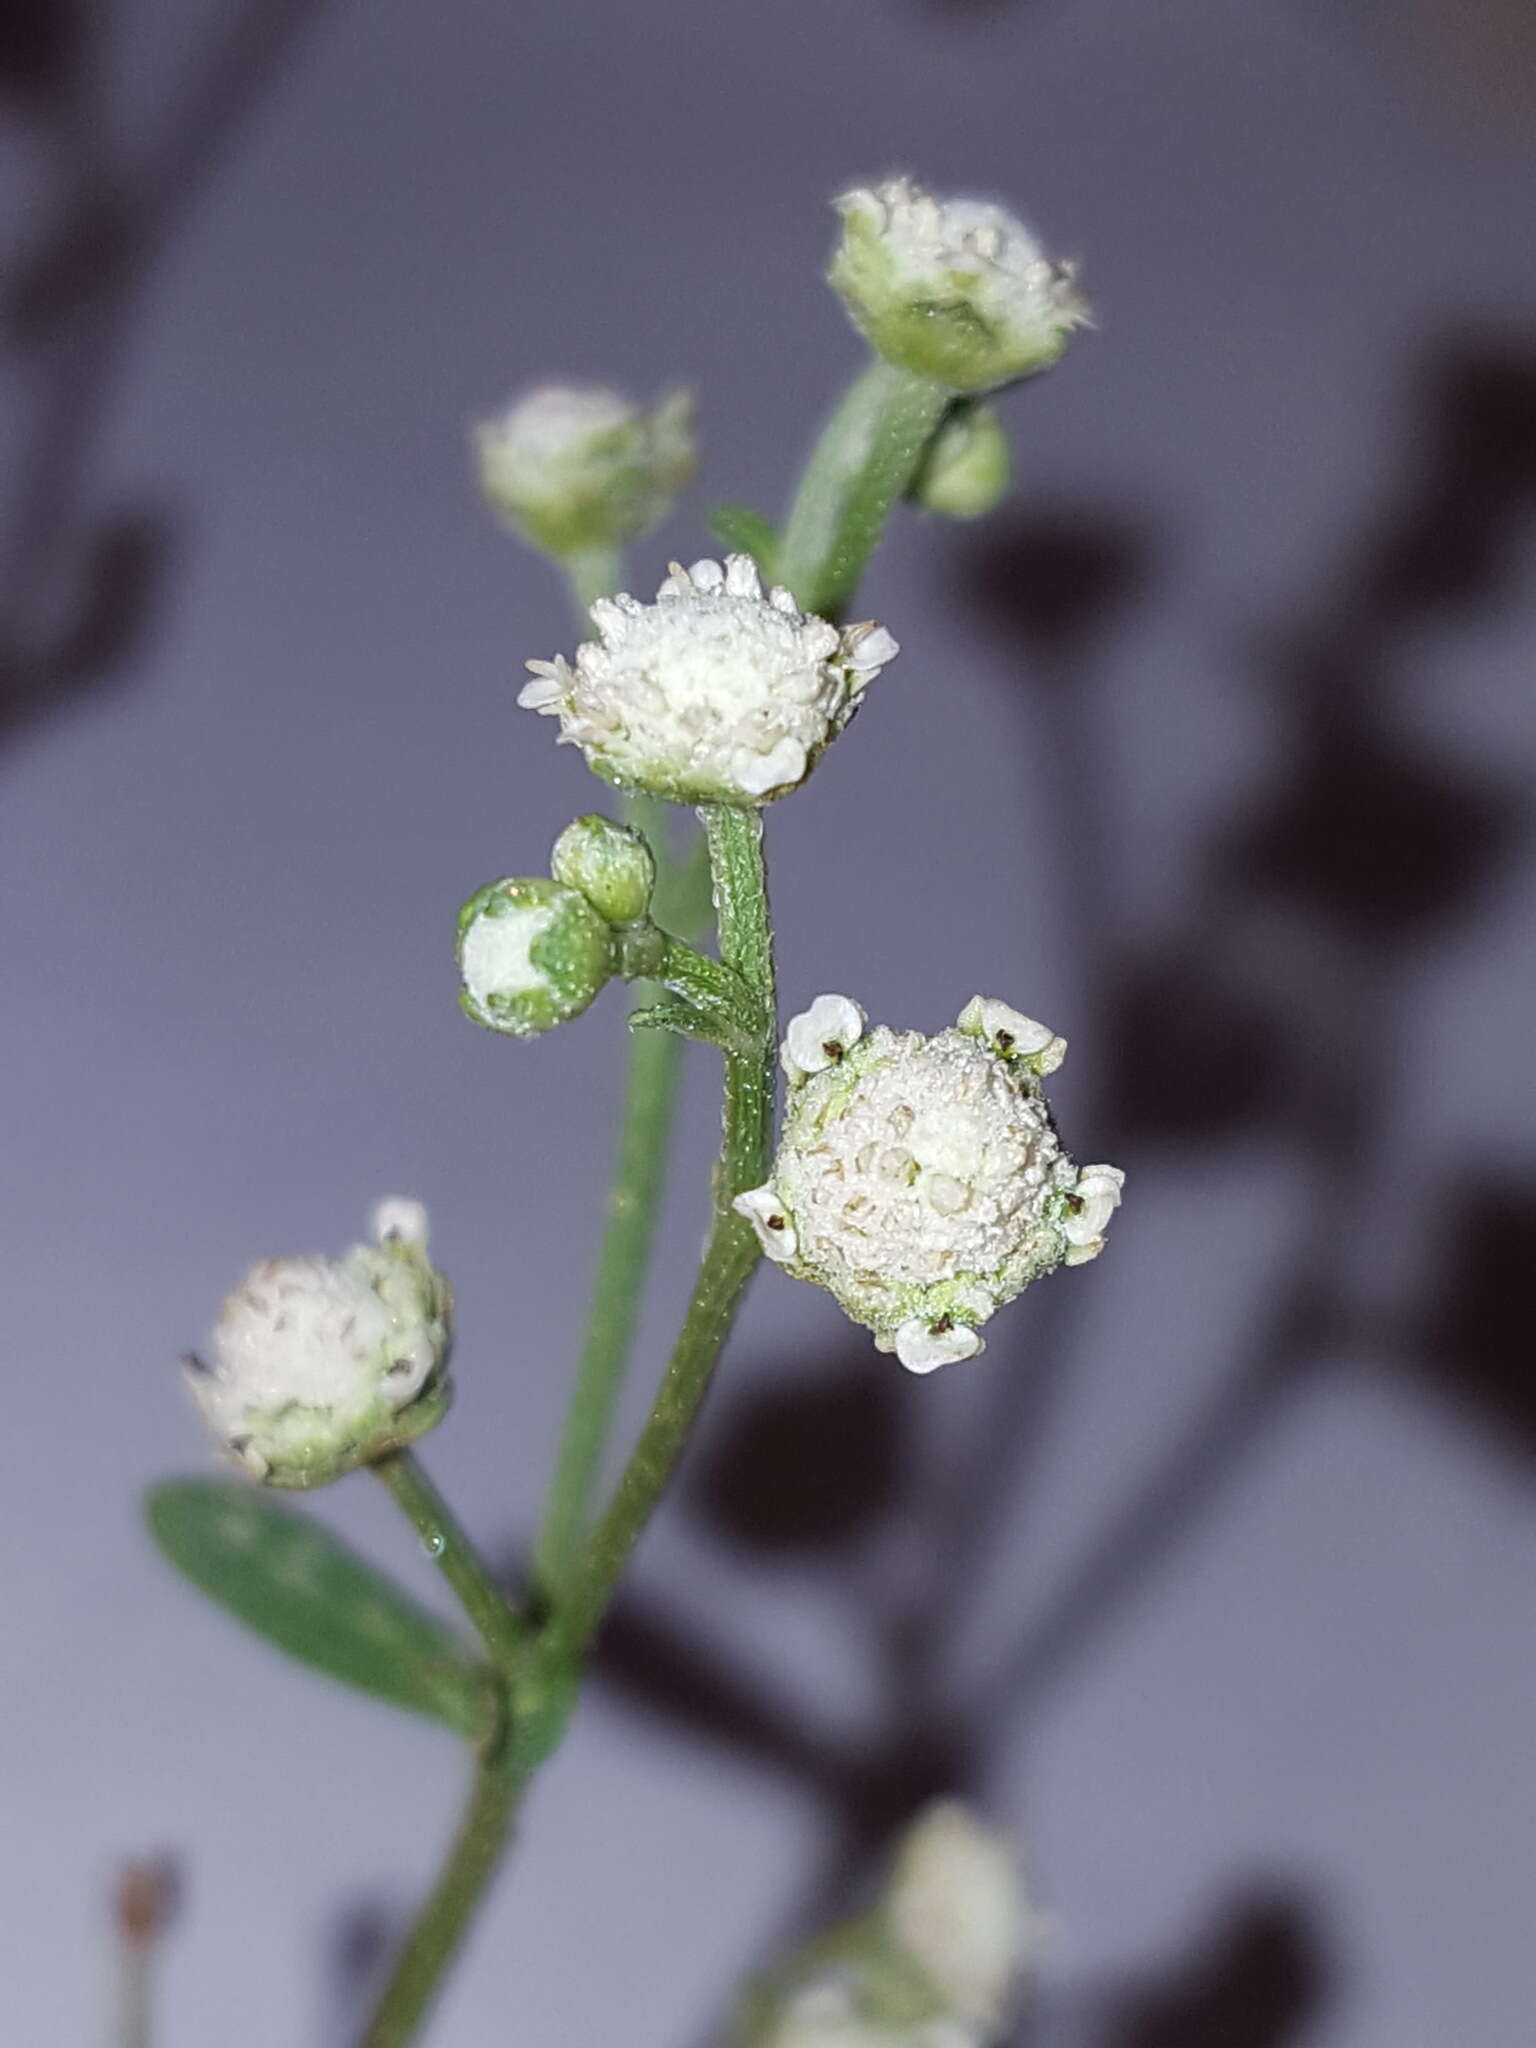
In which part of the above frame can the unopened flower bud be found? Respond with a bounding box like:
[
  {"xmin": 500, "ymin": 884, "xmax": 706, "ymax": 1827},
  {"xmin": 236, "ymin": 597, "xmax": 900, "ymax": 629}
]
[
  {"xmin": 911, "ymin": 405, "xmax": 1011, "ymax": 521},
  {"xmin": 185, "ymin": 1203, "xmax": 452, "ymax": 1487},
  {"xmin": 735, "ymin": 1802, "xmax": 1033, "ymax": 2048},
  {"xmin": 521, "ymin": 555, "xmax": 897, "ymax": 805},
  {"xmin": 475, "ymin": 383, "xmax": 694, "ymax": 558},
  {"xmin": 550, "ymin": 813, "xmax": 656, "ymax": 926},
  {"xmin": 830, "ymin": 177, "xmax": 1088, "ymax": 396},
  {"xmin": 735, "ymin": 996, "xmax": 1124, "ymax": 1371},
  {"xmin": 456, "ymin": 876, "xmax": 613, "ymax": 1037},
  {"xmin": 884, "ymin": 1805, "xmax": 1031, "ymax": 2034}
]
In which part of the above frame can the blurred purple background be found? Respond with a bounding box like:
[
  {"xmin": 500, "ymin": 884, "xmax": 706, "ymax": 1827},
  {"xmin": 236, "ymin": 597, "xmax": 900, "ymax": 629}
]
[{"xmin": 3, "ymin": 2, "xmax": 1533, "ymax": 2043}]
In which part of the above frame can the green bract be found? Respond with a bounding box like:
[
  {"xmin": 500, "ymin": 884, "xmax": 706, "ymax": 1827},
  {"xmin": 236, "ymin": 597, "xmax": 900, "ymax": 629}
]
[{"xmin": 457, "ymin": 876, "xmax": 614, "ymax": 1036}]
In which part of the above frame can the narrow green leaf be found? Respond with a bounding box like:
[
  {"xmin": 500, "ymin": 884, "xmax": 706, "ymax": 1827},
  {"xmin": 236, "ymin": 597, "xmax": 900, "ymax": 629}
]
[
  {"xmin": 147, "ymin": 1479, "xmax": 488, "ymax": 1737},
  {"xmin": 707, "ymin": 504, "xmax": 780, "ymax": 580},
  {"xmin": 627, "ymin": 997, "xmax": 713, "ymax": 1043}
]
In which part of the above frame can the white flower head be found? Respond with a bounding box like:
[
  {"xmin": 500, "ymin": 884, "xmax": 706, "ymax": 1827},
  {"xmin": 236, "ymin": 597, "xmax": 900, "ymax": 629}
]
[
  {"xmin": 830, "ymin": 176, "xmax": 1089, "ymax": 395},
  {"xmin": 475, "ymin": 382, "xmax": 693, "ymax": 557},
  {"xmin": 884, "ymin": 1804, "xmax": 1031, "ymax": 2033},
  {"xmin": 186, "ymin": 1203, "xmax": 452, "ymax": 1488},
  {"xmin": 736, "ymin": 999, "xmax": 1123, "ymax": 1370},
  {"xmin": 520, "ymin": 555, "xmax": 898, "ymax": 805},
  {"xmin": 456, "ymin": 876, "xmax": 613, "ymax": 1037}
]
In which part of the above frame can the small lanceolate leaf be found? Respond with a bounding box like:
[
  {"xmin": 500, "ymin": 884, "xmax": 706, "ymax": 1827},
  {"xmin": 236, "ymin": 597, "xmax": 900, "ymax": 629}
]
[
  {"xmin": 707, "ymin": 504, "xmax": 780, "ymax": 580},
  {"xmin": 147, "ymin": 1480, "xmax": 488, "ymax": 1737}
]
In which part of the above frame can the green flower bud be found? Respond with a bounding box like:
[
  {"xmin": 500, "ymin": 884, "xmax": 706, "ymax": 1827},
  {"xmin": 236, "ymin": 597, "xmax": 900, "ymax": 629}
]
[
  {"xmin": 550, "ymin": 813, "xmax": 656, "ymax": 926},
  {"xmin": 474, "ymin": 384, "xmax": 694, "ymax": 558},
  {"xmin": 830, "ymin": 177, "xmax": 1088, "ymax": 396},
  {"xmin": 185, "ymin": 1200, "xmax": 452, "ymax": 1489},
  {"xmin": 911, "ymin": 404, "xmax": 1011, "ymax": 520},
  {"xmin": 457, "ymin": 877, "xmax": 613, "ymax": 1036}
]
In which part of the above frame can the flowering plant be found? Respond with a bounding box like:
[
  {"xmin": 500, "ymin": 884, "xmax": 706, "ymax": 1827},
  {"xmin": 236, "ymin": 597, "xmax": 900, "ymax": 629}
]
[{"xmin": 147, "ymin": 175, "xmax": 1121, "ymax": 2046}]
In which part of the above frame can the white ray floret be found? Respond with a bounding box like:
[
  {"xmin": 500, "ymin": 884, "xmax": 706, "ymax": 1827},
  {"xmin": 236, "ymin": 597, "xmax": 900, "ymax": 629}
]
[{"xmin": 782, "ymin": 993, "xmax": 867, "ymax": 1085}]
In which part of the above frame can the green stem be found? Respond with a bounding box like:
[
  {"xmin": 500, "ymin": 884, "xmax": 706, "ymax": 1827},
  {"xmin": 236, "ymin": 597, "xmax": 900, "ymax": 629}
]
[
  {"xmin": 373, "ymin": 1451, "xmax": 523, "ymax": 1674},
  {"xmin": 357, "ymin": 1744, "xmax": 527, "ymax": 2048},
  {"xmin": 531, "ymin": 553, "xmax": 700, "ymax": 1597},
  {"xmin": 561, "ymin": 543, "xmax": 621, "ymax": 612},
  {"xmin": 541, "ymin": 805, "xmax": 775, "ymax": 1679},
  {"xmin": 116, "ymin": 1949, "xmax": 152, "ymax": 2048},
  {"xmin": 776, "ymin": 360, "xmax": 950, "ymax": 616},
  {"xmin": 532, "ymin": 956, "xmax": 685, "ymax": 1596}
]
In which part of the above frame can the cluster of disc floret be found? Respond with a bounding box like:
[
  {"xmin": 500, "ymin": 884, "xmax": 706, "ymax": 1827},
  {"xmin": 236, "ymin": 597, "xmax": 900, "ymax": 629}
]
[
  {"xmin": 735, "ymin": 996, "xmax": 1123, "ymax": 1372},
  {"xmin": 519, "ymin": 554, "xmax": 898, "ymax": 805},
  {"xmin": 185, "ymin": 1201, "xmax": 452, "ymax": 1487}
]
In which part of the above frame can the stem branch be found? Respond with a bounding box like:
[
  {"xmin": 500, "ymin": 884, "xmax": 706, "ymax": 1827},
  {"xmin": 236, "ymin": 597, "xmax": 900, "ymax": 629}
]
[
  {"xmin": 357, "ymin": 1745, "xmax": 527, "ymax": 2048},
  {"xmin": 543, "ymin": 804, "xmax": 776, "ymax": 1676},
  {"xmin": 373, "ymin": 1451, "xmax": 523, "ymax": 1673},
  {"xmin": 776, "ymin": 361, "xmax": 950, "ymax": 616}
]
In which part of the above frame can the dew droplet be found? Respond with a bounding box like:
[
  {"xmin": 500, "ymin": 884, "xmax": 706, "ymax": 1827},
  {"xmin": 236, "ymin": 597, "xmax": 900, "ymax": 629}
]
[{"xmin": 422, "ymin": 1530, "xmax": 446, "ymax": 1559}]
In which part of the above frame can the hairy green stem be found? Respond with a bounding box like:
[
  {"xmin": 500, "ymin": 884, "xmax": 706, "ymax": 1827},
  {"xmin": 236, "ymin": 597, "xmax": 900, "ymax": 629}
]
[
  {"xmin": 373, "ymin": 1451, "xmax": 523, "ymax": 1673},
  {"xmin": 532, "ymin": 553, "xmax": 698, "ymax": 1598},
  {"xmin": 357, "ymin": 1744, "xmax": 527, "ymax": 2048},
  {"xmin": 561, "ymin": 543, "xmax": 621, "ymax": 612},
  {"xmin": 542, "ymin": 804, "xmax": 776, "ymax": 1677},
  {"xmin": 776, "ymin": 360, "xmax": 950, "ymax": 616},
  {"xmin": 532, "ymin": 951, "xmax": 686, "ymax": 1596}
]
